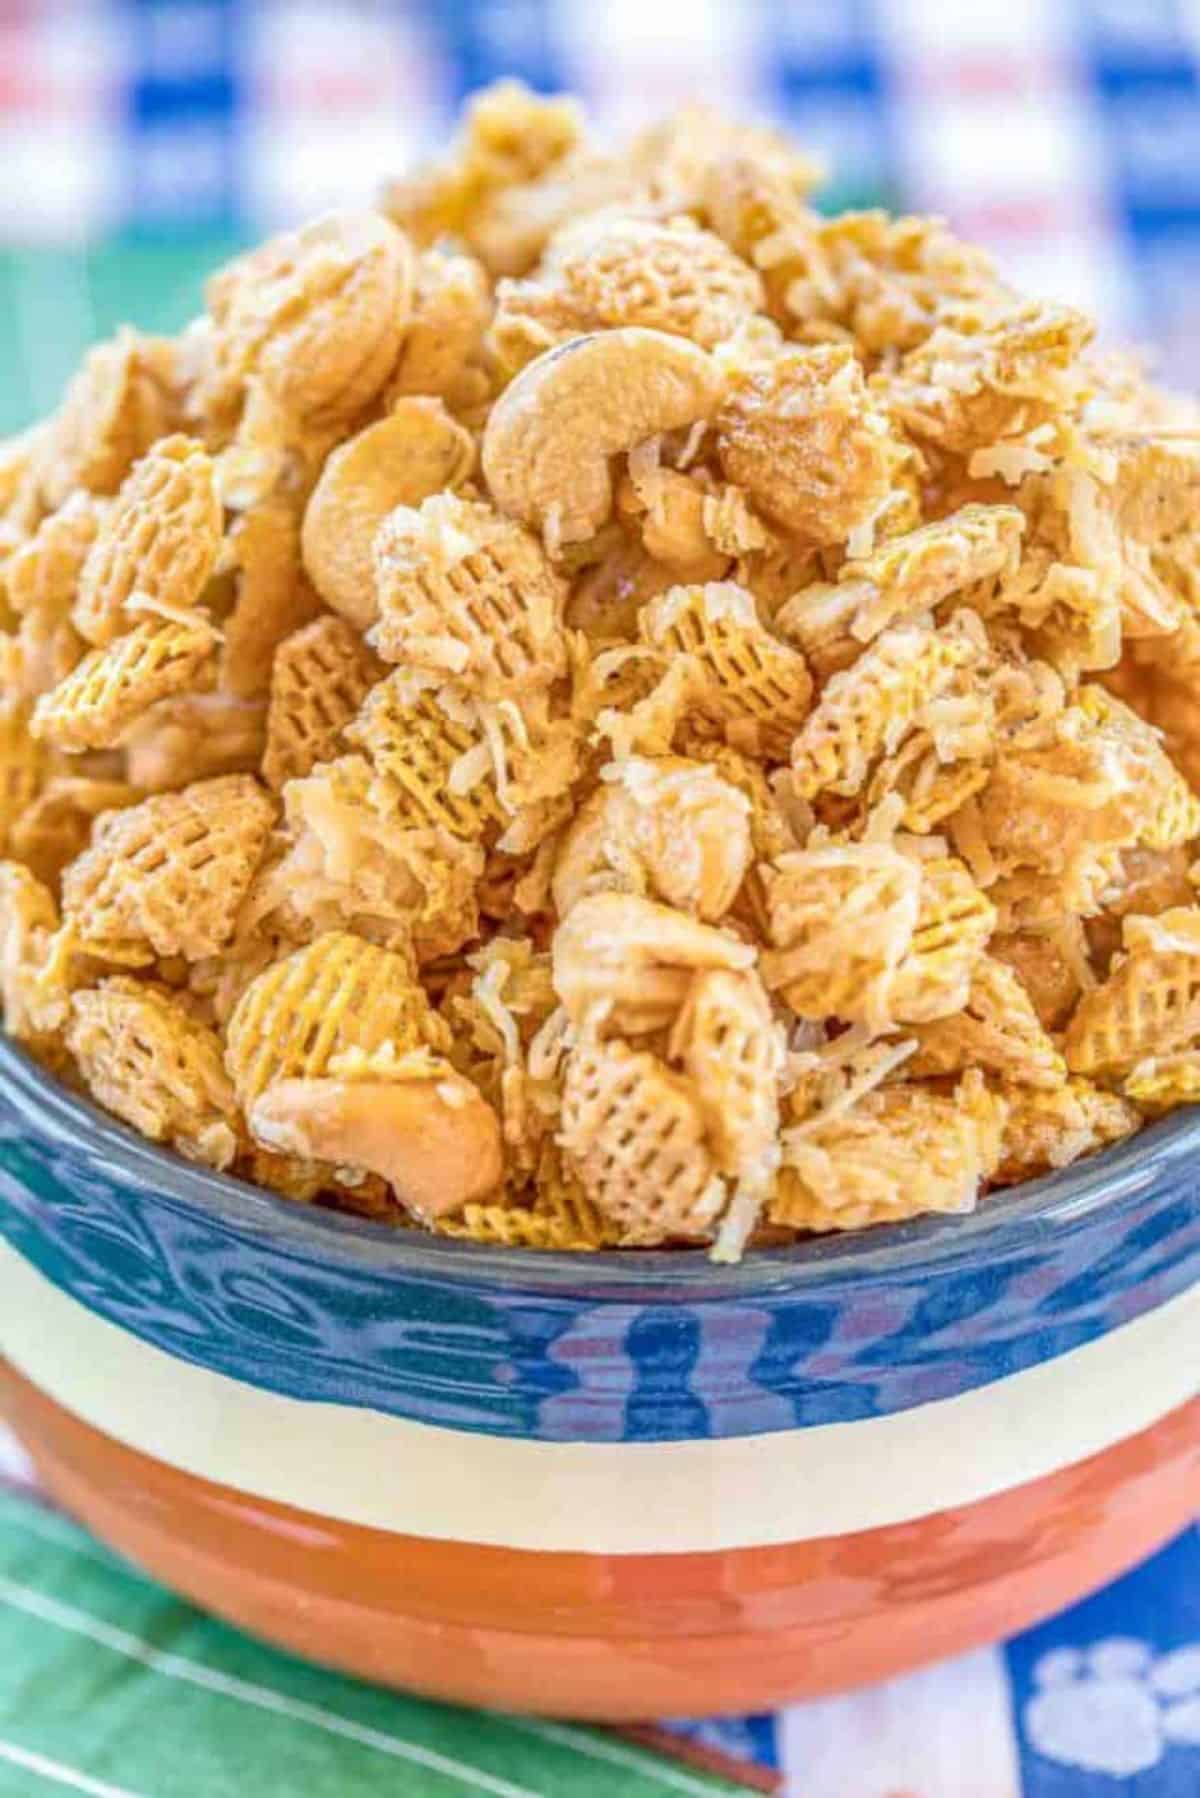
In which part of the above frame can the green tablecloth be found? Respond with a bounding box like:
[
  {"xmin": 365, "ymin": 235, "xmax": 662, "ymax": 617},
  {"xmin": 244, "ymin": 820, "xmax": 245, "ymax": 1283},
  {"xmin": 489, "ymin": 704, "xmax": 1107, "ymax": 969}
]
[{"xmin": 0, "ymin": 1487, "xmax": 741, "ymax": 1798}]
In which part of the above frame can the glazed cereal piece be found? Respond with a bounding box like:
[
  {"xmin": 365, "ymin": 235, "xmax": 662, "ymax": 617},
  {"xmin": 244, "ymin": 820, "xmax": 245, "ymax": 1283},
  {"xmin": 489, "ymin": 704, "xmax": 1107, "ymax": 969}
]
[
  {"xmin": 32, "ymin": 615, "xmax": 219, "ymax": 753},
  {"xmin": 761, "ymin": 844, "xmax": 923, "ymax": 1027},
  {"xmin": 551, "ymin": 756, "xmax": 753, "ymax": 922},
  {"xmin": 559, "ymin": 1033, "xmax": 726, "ymax": 1244},
  {"xmin": 389, "ymin": 250, "xmax": 492, "ymax": 403},
  {"xmin": 990, "ymin": 928, "xmax": 1087, "ymax": 1032},
  {"xmin": 828, "ymin": 503, "xmax": 1025, "ymax": 643},
  {"xmin": 62, "ymin": 774, "xmax": 275, "ymax": 962},
  {"xmin": 791, "ymin": 613, "xmax": 982, "ymax": 800},
  {"xmin": 221, "ymin": 500, "xmax": 321, "ymax": 700},
  {"xmin": 0, "ymin": 705, "xmax": 49, "ymax": 854},
  {"xmin": 124, "ymin": 691, "xmax": 266, "ymax": 792},
  {"xmin": 1078, "ymin": 688, "xmax": 1200, "ymax": 854},
  {"xmin": 996, "ymin": 1077, "xmax": 1139, "ymax": 1184},
  {"xmin": 39, "ymin": 329, "xmax": 169, "ymax": 509},
  {"xmin": 865, "ymin": 732, "xmax": 991, "ymax": 835},
  {"xmin": 7, "ymin": 493, "xmax": 105, "ymax": 631},
  {"xmin": 302, "ymin": 401, "xmax": 475, "ymax": 631},
  {"xmin": 1124, "ymin": 1050, "xmax": 1200, "ymax": 1112},
  {"xmin": 772, "ymin": 1072, "xmax": 1006, "ymax": 1232},
  {"xmin": 883, "ymin": 299, "xmax": 1093, "ymax": 453},
  {"xmin": 371, "ymin": 493, "xmax": 567, "ymax": 696},
  {"xmin": 891, "ymin": 855, "xmax": 997, "ymax": 1023},
  {"xmin": 201, "ymin": 211, "xmax": 414, "ymax": 427},
  {"xmin": 552, "ymin": 890, "xmax": 755, "ymax": 1035},
  {"xmin": 0, "ymin": 860, "xmax": 72, "ymax": 1041},
  {"xmin": 347, "ymin": 674, "xmax": 505, "ymax": 843},
  {"xmin": 494, "ymin": 215, "xmax": 764, "ymax": 367},
  {"xmin": 715, "ymin": 345, "xmax": 901, "ymax": 547},
  {"xmin": 1064, "ymin": 908, "xmax": 1200, "ymax": 1079},
  {"xmin": 638, "ymin": 582, "xmax": 812, "ymax": 758},
  {"xmin": 909, "ymin": 955, "xmax": 1066, "ymax": 1088},
  {"xmin": 225, "ymin": 929, "xmax": 436, "ymax": 1108},
  {"xmin": 669, "ymin": 967, "xmax": 783, "ymax": 1187},
  {"xmin": 261, "ymin": 616, "xmax": 382, "ymax": 790},
  {"xmin": 67, "ymin": 977, "xmax": 239, "ymax": 1168},
  {"xmin": 73, "ymin": 436, "xmax": 222, "ymax": 648},
  {"xmin": 11, "ymin": 774, "xmax": 139, "ymax": 888}
]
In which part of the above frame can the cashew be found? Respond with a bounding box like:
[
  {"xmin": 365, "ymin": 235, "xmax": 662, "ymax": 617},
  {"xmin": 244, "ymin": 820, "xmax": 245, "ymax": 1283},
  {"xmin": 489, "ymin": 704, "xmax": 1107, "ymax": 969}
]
[
  {"xmin": 481, "ymin": 329, "xmax": 725, "ymax": 547},
  {"xmin": 301, "ymin": 398, "xmax": 475, "ymax": 629},
  {"xmin": 249, "ymin": 1068, "xmax": 503, "ymax": 1220},
  {"xmin": 552, "ymin": 890, "xmax": 754, "ymax": 1034}
]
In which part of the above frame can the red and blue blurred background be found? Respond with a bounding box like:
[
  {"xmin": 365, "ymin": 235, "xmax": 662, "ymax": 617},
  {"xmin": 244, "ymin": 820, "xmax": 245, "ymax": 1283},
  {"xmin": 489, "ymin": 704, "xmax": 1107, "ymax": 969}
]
[{"xmin": 1, "ymin": 1, "xmax": 1199, "ymax": 430}]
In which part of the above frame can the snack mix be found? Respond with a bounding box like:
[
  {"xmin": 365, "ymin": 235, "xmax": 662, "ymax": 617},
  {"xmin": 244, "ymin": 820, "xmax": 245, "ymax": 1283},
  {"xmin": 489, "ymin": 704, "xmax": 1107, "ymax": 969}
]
[{"xmin": 4, "ymin": 83, "xmax": 1200, "ymax": 1259}]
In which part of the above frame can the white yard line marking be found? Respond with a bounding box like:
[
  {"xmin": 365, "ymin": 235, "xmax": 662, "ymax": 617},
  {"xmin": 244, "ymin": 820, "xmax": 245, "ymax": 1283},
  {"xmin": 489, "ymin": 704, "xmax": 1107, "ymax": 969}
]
[
  {"xmin": 0, "ymin": 1739, "xmax": 147, "ymax": 1798},
  {"xmin": 0, "ymin": 1579, "xmax": 538, "ymax": 1798}
]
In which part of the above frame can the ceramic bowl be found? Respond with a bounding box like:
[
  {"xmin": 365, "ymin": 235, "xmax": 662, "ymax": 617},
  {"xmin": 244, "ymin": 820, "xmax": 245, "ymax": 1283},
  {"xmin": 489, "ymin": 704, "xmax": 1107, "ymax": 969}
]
[{"xmin": 0, "ymin": 1037, "xmax": 1196, "ymax": 1719}]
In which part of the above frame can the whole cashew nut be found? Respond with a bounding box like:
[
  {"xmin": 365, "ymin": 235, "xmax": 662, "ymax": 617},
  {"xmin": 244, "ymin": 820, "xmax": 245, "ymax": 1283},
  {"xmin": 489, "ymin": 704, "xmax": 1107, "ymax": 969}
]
[
  {"xmin": 481, "ymin": 329, "xmax": 725, "ymax": 547},
  {"xmin": 249, "ymin": 1067, "xmax": 503, "ymax": 1220},
  {"xmin": 552, "ymin": 890, "xmax": 755, "ymax": 1035}
]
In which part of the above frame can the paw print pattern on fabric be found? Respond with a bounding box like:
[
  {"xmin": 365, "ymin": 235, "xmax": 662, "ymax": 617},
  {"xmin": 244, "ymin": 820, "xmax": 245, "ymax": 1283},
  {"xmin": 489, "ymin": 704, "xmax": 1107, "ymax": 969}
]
[{"xmin": 1024, "ymin": 1636, "xmax": 1200, "ymax": 1777}]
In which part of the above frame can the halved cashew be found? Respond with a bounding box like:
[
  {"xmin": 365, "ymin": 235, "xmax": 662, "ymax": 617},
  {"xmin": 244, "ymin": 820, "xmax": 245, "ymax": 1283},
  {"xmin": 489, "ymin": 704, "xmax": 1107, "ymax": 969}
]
[
  {"xmin": 481, "ymin": 329, "xmax": 725, "ymax": 547},
  {"xmin": 249, "ymin": 1068, "xmax": 503, "ymax": 1220},
  {"xmin": 301, "ymin": 398, "xmax": 475, "ymax": 629},
  {"xmin": 552, "ymin": 890, "xmax": 754, "ymax": 1034}
]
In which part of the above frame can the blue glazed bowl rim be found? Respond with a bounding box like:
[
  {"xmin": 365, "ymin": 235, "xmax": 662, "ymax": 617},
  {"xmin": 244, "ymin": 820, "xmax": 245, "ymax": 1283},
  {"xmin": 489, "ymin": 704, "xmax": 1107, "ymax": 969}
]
[{"xmin": 2, "ymin": 1034, "xmax": 1194, "ymax": 1296}]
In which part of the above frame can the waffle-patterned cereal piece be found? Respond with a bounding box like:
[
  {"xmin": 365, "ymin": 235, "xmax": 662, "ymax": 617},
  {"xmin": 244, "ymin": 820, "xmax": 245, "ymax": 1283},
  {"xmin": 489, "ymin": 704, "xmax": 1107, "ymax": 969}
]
[
  {"xmin": 761, "ymin": 844, "xmax": 922, "ymax": 1026},
  {"xmin": 892, "ymin": 855, "xmax": 997, "ymax": 1023},
  {"xmin": 716, "ymin": 344, "xmax": 901, "ymax": 546},
  {"xmin": 0, "ymin": 859, "xmax": 69, "ymax": 1042},
  {"xmin": 73, "ymin": 436, "xmax": 221, "ymax": 648},
  {"xmin": 7, "ymin": 492, "xmax": 105, "ymax": 628},
  {"xmin": 996, "ymin": 1078, "xmax": 1139, "ymax": 1184},
  {"xmin": 347, "ymin": 673, "xmax": 505, "ymax": 842},
  {"xmin": 225, "ymin": 929, "xmax": 435, "ymax": 1107},
  {"xmin": 261, "ymin": 615, "xmax": 382, "ymax": 790},
  {"xmin": 909, "ymin": 955, "xmax": 1066, "ymax": 1088},
  {"xmin": 791, "ymin": 614, "xmax": 982, "ymax": 799},
  {"xmin": 31, "ymin": 615, "xmax": 219, "ymax": 752},
  {"xmin": 0, "ymin": 706, "xmax": 48, "ymax": 855},
  {"xmin": 772, "ymin": 1073, "xmax": 1006, "ymax": 1232},
  {"xmin": 1124, "ymin": 1051, "xmax": 1200, "ymax": 1112},
  {"xmin": 495, "ymin": 215, "xmax": 764, "ymax": 363},
  {"xmin": 638, "ymin": 581, "xmax": 812, "ymax": 758},
  {"xmin": 438, "ymin": 1149, "xmax": 621, "ymax": 1250},
  {"xmin": 40, "ymin": 329, "xmax": 168, "ymax": 509},
  {"xmin": 221, "ymin": 500, "xmax": 320, "ymax": 700},
  {"xmin": 670, "ymin": 967, "xmax": 782, "ymax": 1185},
  {"xmin": 1064, "ymin": 908, "xmax": 1200, "ymax": 1079},
  {"xmin": 67, "ymin": 977, "xmax": 239, "ymax": 1168},
  {"xmin": 371, "ymin": 493, "xmax": 567, "ymax": 697},
  {"xmin": 389, "ymin": 249, "xmax": 492, "ymax": 403},
  {"xmin": 560, "ymin": 1033, "xmax": 726, "ymax": 1244},
  {"xmin": 62, "ymin": 774, "xmax": 275, "ymax": 961},
  {"xmin": 832, "ymin": 503, "xmax": 1025, "ymax": 642},
  {"xmin": 11, "ymin": 774, "xmax": 139, "ymax": 888},
  {"xmin": 202, "ymin": 211, "xmax": 414, "ymax": 426}
]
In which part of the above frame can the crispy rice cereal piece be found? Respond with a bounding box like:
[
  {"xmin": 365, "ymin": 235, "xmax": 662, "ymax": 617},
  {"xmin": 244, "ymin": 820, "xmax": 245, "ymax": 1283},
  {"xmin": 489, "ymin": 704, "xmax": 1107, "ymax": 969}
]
[
  {"xmin": 715, "ymin": 344, "xmax": 901, "ymax": 546},
  {"xmin": 261, "ymin": 616, "xmax": 382, "ymax": 791},
  {"xmin": 11, "ymin": 775, "xmax": 139, "ymax": 888},
  {"xmin": 225, "ymin": 929, "xmax": 436, "ymax": 1110},
  {"xmin": 347, "ymin": 675, "xmax": 505, "ymax": 843},
  {"xmin": 201, "ymin": 211, "xmax": 414, "ymax": 426},
  {"xmin": 883, "ymin": 299, "xmax": 1093, "ymax": 453},
  {"xmin": 791, "ymin": 613, "xmax": 982, "ymax": 800},
  {"xmin": 551, "ymin": 756, "xmax": 753, "ymax": 922},
  {"xmin": 771, "ymin": 1073, "xmax": 1006, "ymax": 1232},
  {"xmin": 638, "ymin": 581, "xmax": 812, "ymax": 757},
  {"xmin": 552, "ymin": 890, "xmax": 754, "ymax": 1035},
  {"xmin": 62, "ymin": 774, "xmax": 275, "ymax": 961},
  {"xmin": 389, "ymin": 249, "xmax": 492, "ymax": 403},
  {"xmin": 761, "ymin": 843, "xmax": 922, "ymax": 1027},
  {"xmin": 996, "ymin": 1078, "xmax": 1139, "ymax": 1185},
  {"xmin": 221, "ymin": 500, "xmax": 321, "ymax": 699},
  {"xmin": 560, "ymin": 1033, "xmax": 726, "ymax": 1244},
  {"xmin": 909, "ymin": 955, "xmax": 1066, "ymax": 1088},
  {"xmin": 1064, "ymin": 908, "xmax": 1200, "ymax": 1079},
  {"xmin": 0, "ymin": 705, "xmax": 49, "ymax": 854},
  {"xmin": 73, "ymin": 436, "xmax": 222, "ymax": 648},
  {"xmin": 494, "ymin": 216, "xmax": 763, "ymax": 366},
  {"xmin": 67, "ymin": 977, "xmax": 239, "ymax": 1168},
  {"xmin": 371, "ymin": 493, "xmax": 567, "ymax": 695},
  {"xmin": 31, "ymin": 615, "xmax": 219, "ymax": 753},
  {"xmin": 830, "ymin": 502, "xmax": 1025, "ymax": 642},
  {"xmin": 669, "ymin": 967, "xmax": 783, "ymax": 1187},
  {"xmin": 302, "ymin": 401, "xmax": 474, "ymax": 632},
  {"xmin": 39, "ymin": 330, "xmax": 169, "ymax": 510}
]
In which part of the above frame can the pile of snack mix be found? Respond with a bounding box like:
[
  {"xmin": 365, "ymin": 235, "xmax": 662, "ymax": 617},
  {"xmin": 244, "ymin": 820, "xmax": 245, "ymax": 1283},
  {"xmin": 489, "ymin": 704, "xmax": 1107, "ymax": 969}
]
[{"xmin": 3, "ymin": 83, "xmax": 1200, "ymax": 1259}]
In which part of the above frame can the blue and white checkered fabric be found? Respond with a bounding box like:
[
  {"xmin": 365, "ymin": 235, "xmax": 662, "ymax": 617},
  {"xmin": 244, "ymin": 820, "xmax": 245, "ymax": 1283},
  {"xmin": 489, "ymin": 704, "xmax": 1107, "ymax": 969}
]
[{"xmin": 3, "ymin": 0, "xmax": 1200, "ymax": 374}]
